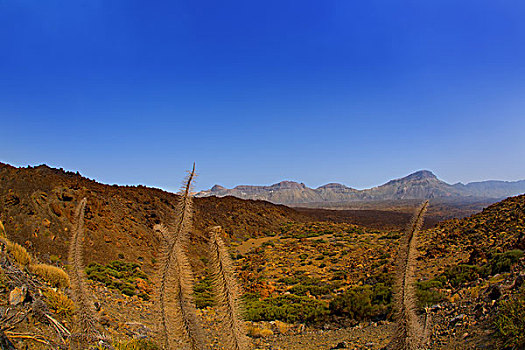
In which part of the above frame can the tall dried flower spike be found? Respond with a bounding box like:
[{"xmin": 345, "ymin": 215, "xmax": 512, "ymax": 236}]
[
  {"xmin": 391, "ymin": 200, "xmax": 429, "ymax": 350},
  {"xmin": 208, "ymin": 226, "xmax": 248, "ymax": 350},
  {"xmin": 156, "ymin": 164, "xmax": 206, "ymax": 350},
  {"xmin": 68, "ymin": 198, "xmax": 99, "ymax": 348},
  {"xmin": 0, "ymin": 220, "xmax": 5, "ymax": 238}
]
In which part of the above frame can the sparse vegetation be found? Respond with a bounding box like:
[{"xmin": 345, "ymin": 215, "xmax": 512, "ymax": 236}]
[
  {"xmin": 112, "ymin": 339, "xmax": 159, "ymax": 350},
  {"xmin": 6, "ymin": 240, "xmax": 31, "ymax": 266},
  {"xmin": 194, "ymin": 276, "xmax": 214, "ymax": 308},
  {"xmin": 43, "ymin": 288, "xmax": 76, "ymax": 318},
  {"xmin": 288, "ymin": 276, "xmax": 337, "ymax": 297},
  {"xmin": 85, "ymin": 260, "xmax": 148, "ymax": 298},
  {"xmin": 489, "ymin": 249, "xmax": 523, "ymax": 275},
  {"xmin": 329, "ymin": 284, "xmax": 392, "ymax": 321},
  {"xmin": 0, "ymin": 266, "xmax": 7, "ymax": 290},
  {"xmin": 415, "ymin": 279, "xmax": 444, "ymax": 308},
  {"xmin": 494, "ymin": 285, "xmax": 525, "ymax": 349},
  {"xmin": 244, "ymin": 294, "xmax": 329, "ymax": 324},
  {"xmin": 29, "ymin": 263, "xmax": 70, "ymax": 288}
]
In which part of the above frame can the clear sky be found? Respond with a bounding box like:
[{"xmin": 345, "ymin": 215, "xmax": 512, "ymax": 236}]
[{"xmin": 1, "ymin": 1, "xmax": 524, "ymax": 192}]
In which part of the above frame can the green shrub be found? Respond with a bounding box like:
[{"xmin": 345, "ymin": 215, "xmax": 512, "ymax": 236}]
[
  {"xmin": 85, "ymin": 260, "xmax": 148, "ymax": 298},
  {"xmin": 289, "ymin": 283, "xmax": 331, "ymax": 297},
  {"xmin": 278, "ymin": 275, "xmax": 301, "ymax": 285},
  {"xmin": 329, "ymin": 284, "xmax": 392, "ymax": 321},
  {"xmin": 494, "ymin": 285, "xmax": 525, "ymax": 349},
  {"xmin": 331, "ymin": 270, "xmax": 347, "ymax": 281},
  {"xmin": 379, "ymin": 232, "xmax": 401, "ymax": 240},
  {"xmin": 416, "ymin": 279, "xmax": 444, "ymax": 308},
  {"xmin": 284, "ymin": 276, "xmax": 335, "ymax": 297},
  {"xmin": 372, "ymin": 282, "xmax": 392, "ymax": 305},
  {"xmin": 330, "ymin": 286, "xmax": 374, "ymax": 320},
  {"xmin": 244, "ymin": 294, "xmax": 329, "ymax": 324},
  {"xmin": 489, "ymin": 249, "xmax": 523, "ymax": 275},
  {"xmin": 49, "ymin": 254, "xmax": 61, "ymax": 264},
  {"xmin": 443, "ymin": 264, "xmax": 486, "ymax": 288},
  {"xmin": 194, "ymin": 276, "xmax": 214, "ymax": 309}
]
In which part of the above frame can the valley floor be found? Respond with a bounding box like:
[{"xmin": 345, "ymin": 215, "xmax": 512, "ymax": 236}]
[{"xmin": 252, "ymin": 323, "xmax": 394, "ymax": 350}]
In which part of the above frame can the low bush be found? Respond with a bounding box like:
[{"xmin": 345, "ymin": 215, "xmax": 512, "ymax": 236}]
[
  {"xmin": 6, "ymin": 240, "xmax": 31, "ymax": 266},
  {"xmin": 112, "ymin": 339, "xmax": 159, "ymax": 350},
  {"xmin": 244, "ymin": 294, "xmax": 329, "ymax": 324},
  {"xmin": 246, "ymin": 325, "xmax": 274, "ymax": 338},
  {"xmin": 194, "ymin": 276, "xmax": 214, "ymax": 309},
  {"xmin": 30, "ymin": 263, "xmax": 70, "ymax": 288},
  {"xmin": 416, "ymin": 279, "xmax": 444, "ymax": 308},
  {"xmin": 379, "ymin": 232, "xmax": 401, "ymax": 240},
  {"xmin": 289, "ymin": 283, "xmax": 331, "ymax": 296},
  {"xmin": 85, "ymin": 260, "xmax": 149, "ymax": 298},
  {"xmin": 0, "ymin": 267, "xmax": 7, "ymax": 290},
  {"xmin": 285, "ymin": 275, "xmax": 337, "ymax": 297},
  {"xmin": 43, "ymin": 288, "xmax": 75, "ymax": 318},
  {"xmin": 489, "ymin": 249, "xmax": 523, "ymax": 275},
  {"xmin": 494, "ymin": 285, "xmax": 525, "ymax": 349},
  {"xmin": 329, "ymin": 284, "xmax": 392, "ymax": 321},
  {"xmin": 443, "ymin": 264, "xmax": 486, "ymax": 288}
]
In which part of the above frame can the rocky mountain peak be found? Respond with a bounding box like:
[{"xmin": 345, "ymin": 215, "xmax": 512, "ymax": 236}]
[
  {"xmin": 269, "ymin": 181, "xmax": 306, "ymax": 190},
  {"xmin": 317, "ymin": 183, "xmax": 351, "ymax": 190},
  {"xmin": 406, "ymin": 170, "xmax": 438, "ymax": 180},
  {"xmin": 211, "ymin": 184, "xmax": 226, "ymax": 192},
  {"xmin": 385, "ymin": 170, "xmax": 438, "ymax": 185}
]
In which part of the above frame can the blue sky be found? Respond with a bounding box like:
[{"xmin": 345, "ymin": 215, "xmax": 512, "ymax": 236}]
[{"xmin": 1, "ymin": 1, "xmax": 524, "ymax": 192}]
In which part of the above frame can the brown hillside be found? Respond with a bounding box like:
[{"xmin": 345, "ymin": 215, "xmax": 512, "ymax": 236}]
[{"xmin": 0, "ymin": 163, "xmax": 310, "ymax": 273}]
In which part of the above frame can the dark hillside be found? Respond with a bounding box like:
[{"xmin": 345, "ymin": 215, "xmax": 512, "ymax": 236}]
[{"xmin": 0, "ymin": 163, "xmax": 309, "ymax": 273}]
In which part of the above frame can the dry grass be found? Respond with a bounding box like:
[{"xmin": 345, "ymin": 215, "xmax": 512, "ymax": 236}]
[
  {"xmin": 1, "ymin": 220, "xmax": 32, "ymax": 266},
  {"xmin": 43, "ymin": 288, "xmax": 76, "ymax": 318},
  {"xmin": 110, "ymin": 339, "xmax": 159, "ymax": 350},
  {"xmin": 0, "ymin": 266, "xmax": 6, "ymax": 289},
  {"xmin": 246, "ymin": 325, "xmax": 273, "ymax": 338},
  {"xmin": 6, "ymin": 240, "xmax": 32, "ymax": 266},
  {"xmin": 29, "ymin": 263, "xmax": 70, "ymax": 288}
]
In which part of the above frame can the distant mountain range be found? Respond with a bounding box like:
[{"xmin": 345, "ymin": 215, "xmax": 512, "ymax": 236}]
[{"xmin": 197, "ymin": 170, "xmax": 525, "ymax": 205}]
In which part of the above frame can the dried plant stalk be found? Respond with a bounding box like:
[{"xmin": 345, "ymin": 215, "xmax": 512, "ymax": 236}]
[
  {"xmin": 208, "ymin": 226, "xmax": 248, "ymax": 350},
  {"xmin": 391, "ymin": 200, "xmax": 429, "ymax": 350},
  {"xmin": 68, "ymin": 198, "xmax": 99, "ymax": 347},
  {"xmin": 156, "ymin": 164, "xmax": 206, "ymax": 350}
]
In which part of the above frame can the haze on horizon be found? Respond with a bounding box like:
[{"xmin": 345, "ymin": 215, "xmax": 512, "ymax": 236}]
[{"xmin": 1, "ymin": 1, "xmax": 524, "ymax": 193}]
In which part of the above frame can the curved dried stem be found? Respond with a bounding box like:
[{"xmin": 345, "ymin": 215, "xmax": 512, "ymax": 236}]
[
  {"xmin": 208, "ymin": 226, "xmax": 248, "ymax": 350},
  {"xmin": 68, "ymin": 198, "xmax": 99, "ymax": 348},
  {"xmin": 156, "ymin": 164, "xmax": 206, "ymax": 350},
  {"xmin": 391, "ymin": 200, "xmax": 429, "ymax": 350}
]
